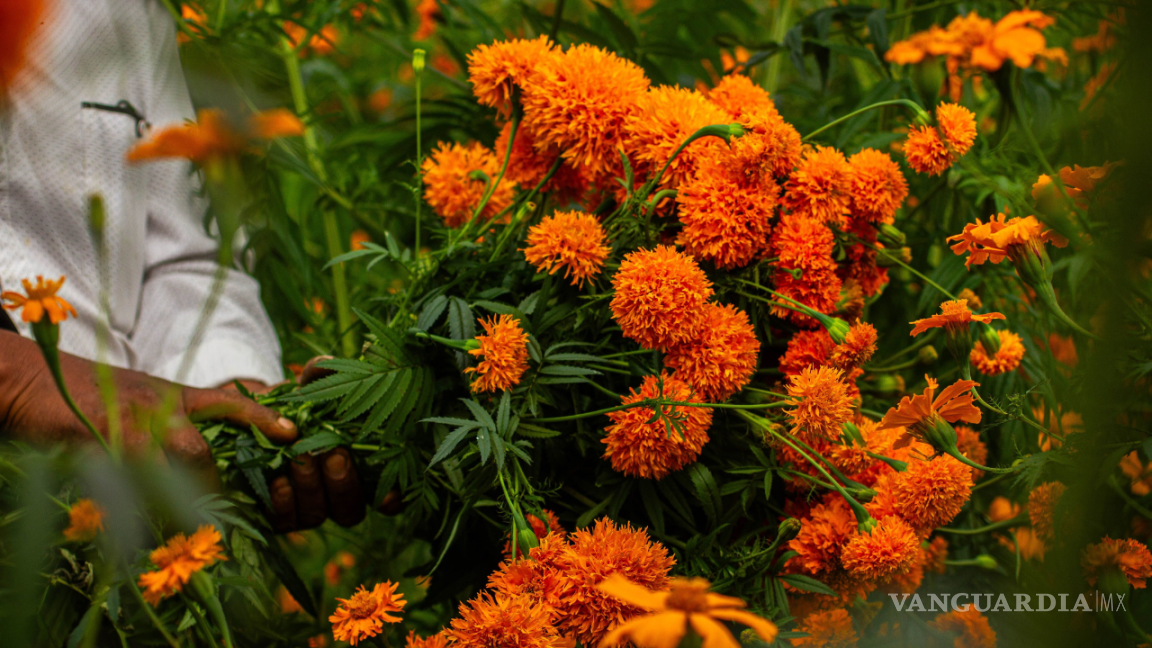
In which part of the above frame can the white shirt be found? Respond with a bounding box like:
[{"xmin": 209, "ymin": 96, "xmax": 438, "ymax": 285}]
[{"xmin": 0, "ymin": 0, "xmax": 283, "ymax": 388}]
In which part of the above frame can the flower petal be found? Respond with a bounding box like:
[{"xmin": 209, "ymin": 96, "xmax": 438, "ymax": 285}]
[
  {"xmin": 689, "ymin": 614, "xmax": 740, "ymax": 648},
  {"xmin": 605, "ymin": 612, "xmax": 687, "ymax": 648},
  {"xmin": 595, "ymin": 573, "xmax": 669, "ymax": 611}
]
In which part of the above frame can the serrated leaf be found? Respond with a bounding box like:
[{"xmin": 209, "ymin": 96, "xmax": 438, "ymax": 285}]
[
  {"xmin": 292, "ymin": 432, "xmax": 345, "ymax": 455},
  {"xmin": 491, "ymin": 433, "xmax": 506, "ymax": 469},
  {"xmin": 516, "ymin": 423, "xmax": 561, "ymax": 438},
  {"xmin": 507, "ymin": 441, "xmax": 533, "ymax": 464},
  {"xmin": 764, "ymin": 469, "xmax": 774, "ymax": 501},
  {"xmin": 544, "ymin": 353, "xmax": 603, "ymax": 363},
  {"xmin": 416, "ymin": 295, "xmax": 449, "ymax": 331},
  {"xmin": 282, "ymin": 371, "xmax": 366, "ymax": 402},
  {"xmin": 461, "ymin": 398, "xmax": 497, "ymax": 431},
  {"xmin": 423, "ymin": 417, "xmax": 482, "ymax": 428},
  {"xmin": 477, "ymin": 427, "xmax": 491, "ymax": 464},
  {"xmin": 540, "ymin": 365, "xmax": 602, "ymax": 376},
  {"xmin": 688, "ymin": 463, "xmax": 721, "ymax": 526},
  {"xmin": 429, "ymin": 426, "xmax": 475, "ymax": 467},
  {"xmin": 363, "ymin": 368, "xmax": 413, "ymax": 432},
  {"xmin": 338, "ymin": 372, "xmax": 391, "ymax": 421},
  {"xmin": 639, "ymin": 481, "xmax": 665, "ymax": 536},
  {"xmin": 315, "ymin": 358, "xmax": 377, "ymax": 374},
  {"xmin": 518, "ymin": 291, "xmax": 540, "ymax": 315},
  {"xmin": 778, "ymin": 574, "xmax": 838, "ymax": 597},
  {"xmin": 383, "ymin": 368, "xmax": 426, "ymax": 437},
  {"xmin": 497, "ymin": 391, "xmax": 511, "ymax": 435}
]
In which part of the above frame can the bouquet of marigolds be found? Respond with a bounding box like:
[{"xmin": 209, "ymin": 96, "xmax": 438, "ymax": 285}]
[{"xmin": 2, "ymin": 0, "xmax": 1150, "ymax": 647}]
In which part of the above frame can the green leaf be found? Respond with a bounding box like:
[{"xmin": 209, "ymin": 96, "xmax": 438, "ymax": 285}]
[
  {"xmin": 316, "ymin": 358, "xmax": 377, "ymax": 374},
  {"xmin": 292, "ymin": 432, "xmax": 345, "ymax": 455},
  {"xmin": 592, "ymin": 2, "xmax": 638, "ymax": 54},
  {"xmin": 282, "ymin": 371, "xmax": 365, "ymax": 402},
  {"xmin": 338, "ymin": 373, "xmax": 390, "ymax": 421},
  {"xmin": 866, "ymin": 8, "xmax": 889, "ymax": 55},
  {"xmin": 688, "ymin": 463, "xmax": 721, "ymax": 526},
  {"xmin": 423, "ymin": 417, "xmax": 482, "ymax": 428},
  {"xmin": 429, "ymin": 426, "xmax": 475, "ymax": 467},
  {"xmin": 265, "ymin": 538, "xmax": 317, "ymax": 617},
  {"xmin": 497, "ymin": 391, "xmax": 512, "ymax": 435},
  {"xmin": 540, "ymin": 365, "xmax": 602, "ymax": 376},
  {"xmin": 461, "ymin": 398, "xmax": 497, "ymax": 431},
  {"xmin": 639, "ymin": 480, "xmax": 665, "ymax": 536},
  {"xmin": 382, "ymin": 367, "xmax": 427, "ymax": 437},
  {"xmin": 576, "ymin": 496, "xmax": 612, "ymax": 529},
  {"xmin": 544, "ymin": 353, "xmax": 603, "ymax": 363},
  {"xmin": 363, "ymin": 368, "xmax": 413, "ymax": 432},
  {"xmin": 777, "ymin": 574, "xmax": 838, "ymax": 597},
  {"xmin": 764, "ymin": 469, "xmax": 774, "ymax": 502},
  {"xmin": 416, "ymin": 295, "xmax": 449, "ymax": 331},
  {"xmin": 516, "ymin": 423, "xmax": 562, "ymax": 438}
]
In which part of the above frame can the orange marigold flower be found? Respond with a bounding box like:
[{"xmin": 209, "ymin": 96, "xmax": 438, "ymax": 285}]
[
  {"xmin": 935, "ymin": 103, "xmax": 977, "ymax": 156},
  {"xmin": 829, "ymin": 321, "xmax": 877, "ymax": 370},
  {"xmin": 770, "ymin": 216, "xmax": 842, "ymax": 327},
  {"xmin": 489, "ymin": 532, "xmax": 567, "ymax": 610},
  {"xmin": 1120, "ymin": 452, "xmax": 1152, "ymax": 497},
  {"xmin": 970, "ymin": 10, "xmax": 1057, "ymax": 71},
  {"xmin": 955, "ymin": 425, "xmax": 988, "ymax": 480},
  {"xmin": 792, "ymin": 608, "xmax": 856, "ymax": 648},
  {"xmin": 405, "ymin": 630, "xmax": 449, "ymax": 648},
  {"xmin": 728, "ymin": 106, "xmax": 803, "ymax": 180},
  {"xmin": 448, "ymin": 591, "xmax": 557, "ymax": 648},
  {"xmin": 177, "ymin": 4, "xmax": 209, "ymax": 44},
  {"xmin": 2, "ymin": 275, "xmax": 78, "ymax": 325},
  {"xmin": 970, "ymin": 329, "xmax": 1024, "ymax": 375},
  {"xmin": 521, "ymin": 44, "xmax": 650, "ymax": 181},
  {"xmin": 780, "ymin": 329, "xmax": 835, "ymax": 377},
  {"xmin": 284, "ymin": 22, "xmax": 340, "ymax": 57},
  {"xmin": 1082, "ymin": 537, "xmax": 1152, "ymax": 590},
  {"xmin": 330, "ymin": 582, "xmax": 406, "ymax": 646},
  {"xmin": 610, "ymin": 245, "xmax": 713, "ymax": 350},
  {"xmin": 784, "ymin": 366, "xmax": 855, "ymax": 442},
  {"xmin": 705, "ymin": 74, "xmax": 777, "ymax": 121},
  {"xmin": 957, "ymin": 288, "xmax": 982, "ymax": 310},
  {"xmin": 63, "ymin": 499, "xmax": 105, "ymax": 543},
  {"xmin": 929, "ymin": 608, "xmax": 997, "ymax": 648},
  {"xmin": 279, "ymin": 586, "xmax": 304, "ymax": 614},
  {"xmin": 1027, "ymin": 481, "xmax": 1066, "ymax": 542},
  {"xmin": 501, "ymin": 510, "xmax": 565, "ymax": 561},
  {"xmin": 0, "ymin": 0, "xmax": 45, "ymax": 94},
  {"xmin": 926, "ymin": 536, "xmax": 950, "ymax": 574},
  {"xmin": 603, "ymin": 373, "xmax": 713, "ymax": 479},
  {"xmin": 552, "ymin": 519, "xmax": 675, "ymax": 646},
  {"xmin": 467, "ymin": 36, "xmax": 556, "ymax": 118},
  {"xmin": 249, "ymin": 108, "xmax": 306, "ymax": 140},
  {"xmin": 840, "ymin": 516, "xmax": 921, "ymax": 580},
  {"xmin": 847, "ymin": 148, "xmax": 908, "ymax": 225},
  {"xmin": 788, "ymin": 497, "xmax": 858, "ymax": 576},
  {"xmin": 879, "ymin": 376, "xmax": 981, "ymax": 448},
  {"xmin": 947, "ymin": 213, "xmax": 1069, "ymax": 269},
  {"xmin": 664, "ymin": 303, "xmax": 760, "ymax": 402},
  {"xmin": 910, "ymin": 300, "xmax": 1006, "ymax": 337},
  {"xmin": 903, "ymin": 125, "xmax": 952, "ymax": 176},
  {"xmin": 523, "ymin": 211, "xmax": 610, "ymax": 287},
  {"xmin": 413, "ymin": 0, "xmax": 440, "ymax": 40},
  {"xmin": 676, "ymin": 158, "xmax": 779, "ymax": 270},
  {"xmin": 465, "ymin": 314, "xmax": 530, "ymax": 393},
  {"xmin": 138, "ymin": 525, "xmax": 226, "ymax": 605},
  {"xmin": 596, "ymin": 575, "xmax": 778, "ymax": 648},
  {"xmin": 127, "ymin": 108, "xmax": 302, "ymax": 164},
  {"xmin": 495, "ymin": 123, "xmax": 587, "ymax": 201},
  {"xmin": 1032, "ymin": 161, "xmax": 1119, "ymax": 212},
  {"xmin": 421, "ymin": 141, "xmax": 514, "ymax": 228},
  {"xmin": 888, "ymin": 455, "xmax": 974, "ymax": 532},
  {"xmin": 783, "ymin": 146, "xmax": 852, "ymax": 225},
  {"xmin": 623, "ymin": 85, "xmax": 730, "ymax": 191}
]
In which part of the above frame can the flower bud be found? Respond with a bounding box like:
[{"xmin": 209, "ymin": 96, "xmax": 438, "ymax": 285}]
[
  {"xmin": 777, "ymin": 517, "xmax": 802, "ymax": 544},
  {"xmin": 872, "ymin": 373, "xmax": 905, "ymax": 397},
  {"xmin": 877, "ymin": 223, "xmax": 906, "ymax": 247},
  {"xmin": 918, "ymin": 345, "xmax": 939, "ymax": 365},
  {"xmin": 914, "ymin": 414, "xmax": 960, "ymax": 457},
  {"xmin": 975, "ymin": 322, "xmax": 1002, "ymax": 356},
  {"xmin": 412, "ymin": 48, "xmax": 426, "ymax": 74},
  {"xmin": 973, "ymin": 554, "xmax": 999, "ymax": 571},
  {"xmin": 825, "ymin": 317, "xmax": 851, "ymax": 344},
  {"xmin": 841, "ymin": 421, "xmax": 864, "ymax": 446}
]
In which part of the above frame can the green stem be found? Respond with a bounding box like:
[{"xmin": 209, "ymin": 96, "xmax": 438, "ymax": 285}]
[
  {"xmin": 1120, "ymin": 607, "xmax": 1152, "ymax": 643},
  {"xmin": 847, "ymin": 233, "xmax": 958, "ymax": 300},
  {"xmin": 743, "ymin": 387, "xmax": 790, "ymax": 399},
  {"xmin": 645, "ymin": 189, "xmax": 678, "ymax": 219},
  {"xmin": 945, "ymin": 446, "xmax": 1016, "ymax": 475},
  {"xmin": 803, "ymin": 99, "xmax": 929, "ymax": 142},
  {"xmin": 527, "ymin": 399, "xmax": 787, "ymax": 424},
  {"xmin": 765, "ymin": 0, "xmax": 795, "ymax": 92},
  {"xmin": 415, "ymin": 51, "xmax": 424, "ymax": 257},
  {"xmin": 936, "ymin": 514, "xmax": 1028, "ymax": 535},
  {"xmin": 1110, "ymin": 479, "xmax": 1152, "ymax": 521},
  {"xmin": 126, "ymin": 578, "xmax": 182, "ymax": 648},
  {"xmin": 32, "ymin": 325, "xmax": 112, "ymax": 455},
  {"xmin": 972, "ymin": 470, "xmax": 1011, "ymax": 491},
  {"xmin": 549, "ymin": 0, "xmax": 567, "ymax": 41},
  {"xmin": 465, "ymin": 104, "xmax": 520, "ymax": 236}
]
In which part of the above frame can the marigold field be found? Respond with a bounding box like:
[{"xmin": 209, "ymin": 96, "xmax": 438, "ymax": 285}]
[{"xmin": 3, "ymin": 0, "xmax": 1152, "ymax": 647}]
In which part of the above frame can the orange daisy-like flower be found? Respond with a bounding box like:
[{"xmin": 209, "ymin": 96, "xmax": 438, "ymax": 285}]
[
  {"xmin": 2, "ymin": 275, "xmax": 78, "ymax": 325},
  {"xmin": 552, "ymin": 519, "xmax": 675, "ymax": 646},
  {"xmin": 421, "ymin": 141, "xmax": 514, "ymax": 228},
  {"xmin": 413, "ymin": 0, "xmax": 440, "ymax": 40},
  {"xmin": 910, "ymin": 300, "xmax": 1006, "ymax": 337},
  {"xmin": 405, "ymin": 630, "xmax": 449, "ymax": 648},
  {"xmin": 602, "ymin": 373, "xmax": 713, "ymax": 479},
  {"xmin": 887, "ymin": 455, "xmax": 974, "ymax": 532},
  {"xmin": 728, "ymin": 106, "xmax": 803, "ymax": 180},
  {"xmin": 903, "ymin": 125, "xmax": 952, "ymax": 176},
  {"xmin": 955, "ymin": 425, "xmax": 988, "ymax": 480},
  {"xmin": 138, "ymin": 525, "xmax": 227, "ymax": 605},
  {"xmin": 1082, "ymin": 537, "xmax": 1152, "ymax": 590},
  {"xmin": 467, "ymin": 36, "xmax": 556, "ymax": 118},
  {"xmin": 847, "ymin": 148, "xmax": 909, "ymax": 225},
  {"xmin": 792, "ymin": 608, "xmax": 857, "ymax": 648},
  {"xmin": 623, "ymin": 85, "xmax": 730, "ymax": 191},
  {"xmin": 1032, "ymin": 162, "xmax": 1120, "ymax": 212},
  {"xmin": 610, "ymin": 245, "xmax": 713, "ymax": 350},
  {"xmin": 929, "ymin": 608, "xmax": 997, "ymax": 648},
  {"xmin": 596, "ymin": 575, "xmax": 778, "ymax": 648},
  {"xmin": 447, "ymin": 591, "xmax": 558, "ymax": 648},
  {"xmin": 1120, "ymin": 452, "xmax": 1152, "ymax": 497},
  {"xmin": 878, "ymin": 375, "xmax": 981, "ymax": 448},
  {"xmin": 936, "ymin": 103, "xmax": 977, "ymax": 156},
  {"xmin": 329, "ymin": 582, "xmax": 406, "ymax": 646},
  {"xmin": 783, "ymin": 146, "xmax": 852, "ymax": 225},
  {"xmin": 829, "ymin": 320, "xmax": 878, "ymax": 370},
  {"xmin": 495, "ymin": 123, "xmax": 587, "ymax": 202},
  {"xmin": 676, "ymin": 158, "xmax": 779, "ymax": 270},
  {"xmin": 969, "ymin": 10, "xmax": 1058, "ymax": 71},
  {"xmin": 127, "ymin": 108, "xmax": 303, "ymax": 164},
  {"xmin": 947, "ymin": 213, "xmax": 1069, "ymax": 269},
  {"xmin": 926, "ymin": 536, "xmax": 950, "ymax": 574},
  {"xmin": 491, "ymin": 533, "xmax": 567, "ymax": 609},
  {"xmin": 787, "ymin": 497, "xmax": 858, "ymax": 576},
  {"xmin": 63, "ymin": 499, "xmax": 105, "ymax": 543},
  {"xmin": 1027, "ymin": 481, "xmax": 1066, "ymax": 542},
  {"xmin": 970, "ymin": 329, "xmax": 1024, "ymax": 375},
  {"xmin": 770, "ymin": 216, "xmax": 842, "ymax": 327},
  {"xmin": 522, "ymin": 211, "xmax": 610, "ymax": 287},
  {"xmin": 705, "ymin": 74, "xmax": 777, "ymax": 121},
  {"xmin": 464, "ymin": 314, "xmax": 530, "ymax": 393},
  {"xmin": 664, "ymin": 303, "xmax": 760, "ymax": 402},
  {"xmin": 779, "ymin": 329, "xmax": 835, "ymax": 376},
  {"xmin": 840, "ymin": 516, "xmax": 921, "ymax": 580},
  {"xmin": 521, "ymin": 43, "xmax": 650, "ymax": 181},
  {"xmin": 0, "ymin": 0, "xmax": 45, "ymax": 94},
  {"xmin": 784, "ymin": 366, "xmax": 855, "ymax": 442}
]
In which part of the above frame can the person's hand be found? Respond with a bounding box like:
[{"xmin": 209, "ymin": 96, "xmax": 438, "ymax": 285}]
[{"xmin": 0, "ymin": 330, "xmax": 297, "ymax": 481}]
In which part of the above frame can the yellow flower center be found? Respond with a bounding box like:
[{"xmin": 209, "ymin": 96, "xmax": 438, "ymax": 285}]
[{"xmin": 346, "ymin": 591, "xmax": 378, "ymax": 619}]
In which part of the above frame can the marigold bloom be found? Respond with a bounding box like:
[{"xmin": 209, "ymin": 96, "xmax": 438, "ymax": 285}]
[
  {"xmin": 970, "ymin": 329, "xmax": 1024, "ymax": 375},
  {"xmin": 249, "ymin": 108, "xmax": 307, "ymax": 140},
  {"xmin": 596, "ymin": 575, "xmax": 778, "ymax": 648},
  {"xmin": 903, "ymin": 125, "xmax": 952, "ymax": 176},
  {"xmin": 464, "ymin": 314, "xmax": 530, "ymax": 393},
  {"xmin": 788, "ymin": 498, "xmax": 858, "ymax": 576},
  {"xmin": 329, "ymin": 582, "xmax": 405, "ymax": 646},
  {"xmin": 610, "ymin": 246, "xmax": 713, "ymax": 350},
  {"xmin": 63, "ymin": 499, "xmax": 105, "ymax": 542},
  {"xmin": 495, "ymin": 123, "xmax": 586, "ymax": 201},
  {"xmin": 0, "ymin": 0, "xmax": 44, "ymax": 94},
  {"xmin": 780, "ymin": 329, "xmax": 835, "ymax": 377},
  {"xmin": 784, "ymin": 367, "xmax": 855, "ymax": 441},
  {"xmin": 2, "ymin": 275, "xmax": 77, "ymax": 325},
  {"xmin": 448, "ymin": 591, "xmax": 558, "ymax": 648},
  {"xmin": 910, "ymin": 300, "xmax": 1005, "ymax": 337},
  {"xmin": 955, "ymin": 425, "xmax": 988, "ymax": 480},
  {"xmin": 603, "ymin": 373, "xmax": 713, "ymax": 479},
  {"xmin": 888, "ymin": 455, "xmax": 974, "ymax": 532},
  {"xmin": 413, "ymin": 0, "xmax": 440, "ymax": 40},
  {"xmin": 664, "ymin": 303, "xmax": 760, "ymax": 402},
  {"xmin": 841, "ymin": 516, "xmax": 920, "ymax": 580},
  {"xmin": 947, "ymin": 213, "xmax": 1068, "ymax": 269},
  {"xmin": 138, "ymin": 525, "xmax": 226, "ymax": 605},
  {"xmin": 177, "ymin": 4, "xmax": 208, "ymax": 45},
  {"xmin": 1027, "ymin": 481, "xmax": 1066, "ymax": 542},
  {"xmin": 728, "ymin": 106, "xmax": 803, "ymax": 180},
  {"xmin": 783, "ymin": 146, "xmax": 852, "ymax": 225},
  {"xmin": 284, "ymin": 22, "xmax": 340, "ymax": 57},
  {"xmin": 501, "ymin": 510, "xmax": 565, "ymax": 561},
  {"xmin": 1082, "ymin": 537, "xmax": 1152, "ymax": 590},
  {"xmin": 770, "ymin": 216, "xmax": 842, "ymax": 327},
  {"xmin": 623, "ymin": 86, "xmax": 730, "ymax": 191},
  {"xmin": 935, "ymin": 103, "xmax": 977, "ymax": 156},
  {"xmin": 521, "ymin": 44, "xmax": 650, "ymax": 181},
  {"xmin": 405, "ymin": 630, "xmax": 449, "ymax": 648},
  {"xmin": 929, "ymin": 608, "xmax": 997, "ymax": 648},
  {"xmin": 846, "ymin": 148, "xmax": 908, "ymax": 225},
  {"xmin": 1032, "ymin": 162, "xmax": 1119, "ymax": 211},
  {"xmin": 829, "ymin": 321, "xmax": 877, "ymax": 370},
  {"xmin": 970, "ymin": 10, "xmax": 1058, "ymax": 71},
  {"xmin": 879, "ymin": 376, "xmax": 981, "ymax": 449},
  {"xmin": 127, "ymin": 108, "xmax": 303, "ymax": 164},
  {"xmin": 705, "ymin": 74, "xmax": 777, "ymax": 121},
  {"xmin": 491, "ymin": 533, "xmax": 567, "ymax": 609},
  {"xmin": 1120, "ymin": 452, "xmax": 1152, "ymax": 497},
  {"xmin": 926, "ymin": 536, "xmax": 950, "ymax": 574},
  {"xmin": 522, "ymin": 211, "xmax": 610, "ymax": 287},
  {"xmin": 467, "ymin": 36, "xmax": 556, "ymax": 117},
  {"xmin": 552, "ymin": 519, "xmax": 674, "ymax": 646},
  {"xmin": 792, "ymin": 608, "xmax": 856, "ymax": 648},
  {"xmin": 422, "ymin": 141, "xmax": 514, "ymax": 228},
  {"xmin": 676, "ymin": 159, "xmax": 779, "ymax": 270}
]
